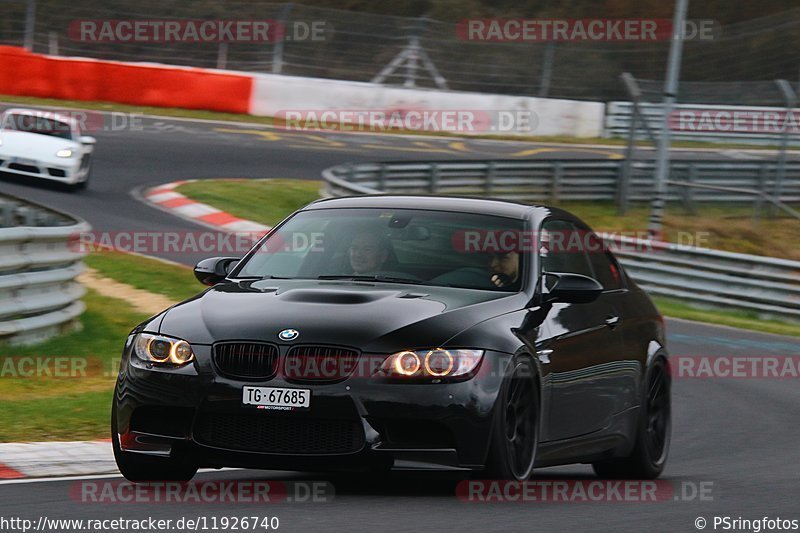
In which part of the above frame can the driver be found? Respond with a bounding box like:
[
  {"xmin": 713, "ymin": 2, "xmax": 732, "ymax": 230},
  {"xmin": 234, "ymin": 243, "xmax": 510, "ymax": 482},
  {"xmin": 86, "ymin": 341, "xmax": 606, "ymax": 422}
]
[{"xmin": 349, "ymin": 231, "xmax": 391, "ymax": 274}]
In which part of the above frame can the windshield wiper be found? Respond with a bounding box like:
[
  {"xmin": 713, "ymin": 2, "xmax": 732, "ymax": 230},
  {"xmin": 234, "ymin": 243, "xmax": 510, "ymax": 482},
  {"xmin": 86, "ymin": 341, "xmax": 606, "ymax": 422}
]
[
  {"xmin": 230, "ymin": 275, "xmax": 293, "ymax": 281},
  {"xmin": 317, "ymin": 275, "xmax": 435, "ymax": 286}
]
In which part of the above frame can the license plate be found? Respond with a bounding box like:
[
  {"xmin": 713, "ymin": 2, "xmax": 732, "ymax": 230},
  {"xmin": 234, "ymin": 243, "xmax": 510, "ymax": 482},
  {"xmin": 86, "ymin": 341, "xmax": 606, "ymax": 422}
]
[
  {"xmin": 242, "ymin": 386, "xmax": 311, "ymax": 410},
  {"xmin": 11, "ymin": 157, "xmax": 37, "ymax": 166}
]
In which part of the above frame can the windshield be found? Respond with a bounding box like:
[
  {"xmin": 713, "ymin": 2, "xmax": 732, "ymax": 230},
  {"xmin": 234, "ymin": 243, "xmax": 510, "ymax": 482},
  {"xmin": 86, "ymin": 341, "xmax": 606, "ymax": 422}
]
[
  {"xmin": 1, "ymin": 113, "xmax": 74, "ymax": 140},
  {"xmin": 234, "ymin": 207, "xmax": 528, "ymax": 292}
]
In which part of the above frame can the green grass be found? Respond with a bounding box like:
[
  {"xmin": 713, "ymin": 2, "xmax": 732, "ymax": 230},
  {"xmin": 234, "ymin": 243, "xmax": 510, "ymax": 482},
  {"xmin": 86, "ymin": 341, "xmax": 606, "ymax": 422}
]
[
  {"xmin": 0, "ymin": 390, "xmax": 115, "ymax": 442},
  {"xmin": 176, "ymin": 179, "xmax": 322, "ymax": 227},
  {"xmin": 2, "ymin": 94, "xmax": 792, "ymax": 150},
  {"xmin": 0, "ymin": 252, "xmax": 205, "ymax": 441},
  {"xmin": 553, "ymin": 201, "xmax": 800, "ymax": 261},
  {"xmin": 653, "ymin": 297, "xmax": 800, "ymax": 338},
  {"xmin": 0, "ymin": 290, "xmax": 149, "ymax": 441},
  {"xmin": 84, "ymin": 251, "xmax": 201, "ymax": 302}
]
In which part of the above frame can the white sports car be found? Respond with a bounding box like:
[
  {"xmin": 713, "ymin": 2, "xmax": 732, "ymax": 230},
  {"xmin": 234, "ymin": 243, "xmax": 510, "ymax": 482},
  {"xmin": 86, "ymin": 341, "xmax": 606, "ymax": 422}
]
[{"xmin": 0, "ymin": 108, "xmax": 96, "ymax": 190}]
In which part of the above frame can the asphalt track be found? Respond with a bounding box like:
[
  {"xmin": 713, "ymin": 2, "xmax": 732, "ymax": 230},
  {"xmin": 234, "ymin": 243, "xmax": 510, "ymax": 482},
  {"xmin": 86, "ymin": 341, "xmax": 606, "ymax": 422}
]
[{"xmin": 0, "ymin": 108, "xmax": 799, "ymax": 532}]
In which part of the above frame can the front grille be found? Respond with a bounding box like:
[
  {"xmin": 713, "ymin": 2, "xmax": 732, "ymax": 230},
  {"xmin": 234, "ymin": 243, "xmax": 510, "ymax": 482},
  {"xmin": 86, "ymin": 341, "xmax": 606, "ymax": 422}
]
[
  {"xmin": 8, "ymin": 163, "xmax": 39, "ymax": 174},
  {"xmin": 283, "ymin": 345, "xmax": 360, "ymax": 383},
  {"xmin": 194, "ymin": 412, "xmax": 365, "ymax": 454},
  {"xmin": 213, "ymin": 342, "xmax": 278, "ymax": 380}
]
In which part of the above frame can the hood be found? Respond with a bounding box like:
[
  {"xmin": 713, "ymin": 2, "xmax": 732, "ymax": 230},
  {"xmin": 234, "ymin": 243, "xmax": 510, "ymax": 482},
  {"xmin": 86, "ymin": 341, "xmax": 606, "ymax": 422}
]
[
  {"xmin": 158, "ymin": 279, "xmax": 523, "ymax": 352},
  {"xmin": 0, "ymin": 131, "xmax": 77, "ymax": 157}
]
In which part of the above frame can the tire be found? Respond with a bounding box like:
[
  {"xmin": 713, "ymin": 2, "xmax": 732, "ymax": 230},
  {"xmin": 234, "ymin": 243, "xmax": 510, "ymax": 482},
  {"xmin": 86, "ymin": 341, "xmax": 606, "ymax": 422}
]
[
  {"xmin": 482, "ymin": 356, "xmax": 539, "ymax": 480},
  {"xmin": 592, "ymin": 356, "xmax": 671, "ymax": 479},
  {"xmin": 111, "ymin": 402, "xmax": 198, "ymax": 483}
]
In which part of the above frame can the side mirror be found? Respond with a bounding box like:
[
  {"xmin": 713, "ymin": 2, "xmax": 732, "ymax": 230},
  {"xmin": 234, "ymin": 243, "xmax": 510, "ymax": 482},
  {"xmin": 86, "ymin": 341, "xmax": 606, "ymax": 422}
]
[
  {"xmin": 541, "ymin": 272, "xmax": 603, "ymax": 304},
  {"xmin": 194, "ymin": 257, "xmax": 239, "ymax": 286},
  {"xmin": 79, "ymin": 136, "xmax": 96, "ymax": 145}
]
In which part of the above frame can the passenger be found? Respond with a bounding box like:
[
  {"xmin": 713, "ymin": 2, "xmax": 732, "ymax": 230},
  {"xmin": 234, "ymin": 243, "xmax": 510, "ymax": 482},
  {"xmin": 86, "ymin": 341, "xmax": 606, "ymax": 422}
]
[{"xmin": 488, "ymin": 251, "xmax": 521, "ymax": 289}]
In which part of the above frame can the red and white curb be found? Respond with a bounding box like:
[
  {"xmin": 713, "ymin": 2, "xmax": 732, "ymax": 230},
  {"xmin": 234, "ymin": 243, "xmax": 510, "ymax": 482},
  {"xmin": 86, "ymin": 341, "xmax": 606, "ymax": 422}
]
[
  {"xmin": 143, "ymin": 180, "xmax": 270, "ymax": 234},
  {"xmin": 0, "ymin": 441, "xmax": 117, "ymax": 479}
]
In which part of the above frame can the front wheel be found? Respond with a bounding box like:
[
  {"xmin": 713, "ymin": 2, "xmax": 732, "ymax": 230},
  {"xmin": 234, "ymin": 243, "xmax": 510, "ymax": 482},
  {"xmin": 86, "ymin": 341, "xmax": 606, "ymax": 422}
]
[
  {"xmin": 111, "ymin": 403, "xmax": 197, "ymax": 483},
  {"xmin": 592, "ymin": 356, "xmax": 671, "ymax": 479},
  {"xmin": 482, "ymin": 356, "xmax": 539, "ymax": 480}
]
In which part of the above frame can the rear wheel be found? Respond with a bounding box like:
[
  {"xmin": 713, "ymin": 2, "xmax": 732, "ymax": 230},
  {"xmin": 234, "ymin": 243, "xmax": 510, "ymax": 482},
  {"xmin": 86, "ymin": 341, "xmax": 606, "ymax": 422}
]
[
  {"xmin": 111, "ymin": 403, "xmax": 197, "ymax": 483},
  {"xmin": 483, "ymin": 356, "xmax": 539, "ymax": 480},
  {"xmin": 592, "ymin": 357, "xmax": 671, "ymax": 479}
]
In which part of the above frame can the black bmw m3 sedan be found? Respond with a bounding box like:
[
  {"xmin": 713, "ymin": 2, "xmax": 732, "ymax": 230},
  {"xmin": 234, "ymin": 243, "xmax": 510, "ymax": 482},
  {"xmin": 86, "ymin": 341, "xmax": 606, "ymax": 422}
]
[{"xmin": 112, "ymin": 195, "xmax": 671, "ymax": 482}]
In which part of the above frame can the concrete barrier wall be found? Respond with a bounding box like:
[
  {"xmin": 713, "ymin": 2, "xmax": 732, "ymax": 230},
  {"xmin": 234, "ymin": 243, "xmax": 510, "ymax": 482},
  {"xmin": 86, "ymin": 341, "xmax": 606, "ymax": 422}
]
[
  {"xmin": 0, "ymin": 45, "xmax": 605, "ymax": 138},
  {"xmin": 249, "ymin": 73, "xmax": 605, "ymax": 137},
  {"xmin": 0, "ymin": 46, "xmax": 253, "ymax": 114}
]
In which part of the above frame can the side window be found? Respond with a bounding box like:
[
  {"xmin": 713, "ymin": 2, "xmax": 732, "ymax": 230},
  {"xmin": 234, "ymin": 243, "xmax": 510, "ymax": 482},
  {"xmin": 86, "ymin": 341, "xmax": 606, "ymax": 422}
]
[
  {"xmin": 540, "ymin": 219, "xmax": 594, "ymax": 278},
  {"xmin": 585, "ymin": 232, "xmax": 623, "ymax": 290}
]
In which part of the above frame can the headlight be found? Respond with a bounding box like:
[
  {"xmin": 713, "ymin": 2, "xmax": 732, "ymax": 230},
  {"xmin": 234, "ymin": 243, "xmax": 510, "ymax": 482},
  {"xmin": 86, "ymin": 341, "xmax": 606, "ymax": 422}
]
[
  {"xmin": 56, "ymin": 148, "xmax": 73, "ymax": 158},
  {"xmin": 377, "ymin": 349, "xmax": 484, "ymax": 380},
  {"xmin": 133, "ymin": 333, "xmax": 195, "ymax": 366}
]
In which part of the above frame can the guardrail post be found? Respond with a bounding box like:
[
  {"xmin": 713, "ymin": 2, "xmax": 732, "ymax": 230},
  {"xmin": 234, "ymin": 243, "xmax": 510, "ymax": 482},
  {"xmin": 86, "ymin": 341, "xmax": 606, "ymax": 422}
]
[
  {"xmin": 24, "ymin": 0, "xmax": 36, "ymax": 51},
  {"xmin": 216, "ymin": 42, "xmax": 228, "ymax": 70},
  {"xmin": 272, "ymin": 3, "xmax": 294, "ymax": 74},
  {"xmin": 48, "ymin": 31, "xmax": 58, "ymax": 55},
  {"xmin": 753, "ymin": 164, "xmax": 769, "ymax": 224},
  {"xmin": 377, "ymin": 164, "xmax": 387, "ymax": 191},
  {"xmin": 772, "ymin": 79, "xmax": 797, "ymax": 217},
  {"xmin": 681, "ymin": 164, "xmax": 697, "ymax": 215},
  {"xmin": 617, "ymin": 149, "xmax": 634, "ymax": 214},
  {"xmin": 430, "ymin": 163, "xmax": 440, "ymax": 193},
  {"xmin": 550, "ymin": 162, "xmax": 562, "ymax": 203},
  {"xmin": 347, "ymin": 163, "xmax": 356, "ymax": 189},
  {"xmin": 485, "ymin": 162, "xmax": 496, "ymax": 196}
]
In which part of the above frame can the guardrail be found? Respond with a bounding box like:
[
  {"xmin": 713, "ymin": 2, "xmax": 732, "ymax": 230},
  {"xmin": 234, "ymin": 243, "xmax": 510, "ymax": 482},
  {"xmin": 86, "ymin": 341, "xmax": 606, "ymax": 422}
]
[
  {"xmin": 322, "ymin": 161, "xmax": 800, "ymax": 321},
  {"xmin": 322, "ymin": 159, "xmax": 800, "ymax": 205},
  {"xmin": 0, "ymin": 194, "xmax": 89, "ymax": 345},
  {"xmin": 610, "ymin": 237, "xmax": 800, "ymax": 319},
  {"xmin": 605, "ymin": 101, "xmax": 800, "ymax": 146}
]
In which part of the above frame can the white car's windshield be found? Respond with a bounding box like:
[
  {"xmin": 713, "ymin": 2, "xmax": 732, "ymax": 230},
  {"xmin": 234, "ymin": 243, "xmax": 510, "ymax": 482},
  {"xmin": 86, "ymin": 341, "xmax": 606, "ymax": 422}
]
[
  {"xmin": 235, "ymin": 207, "xmax": 528, "ymax": 292},
  {"xmin": 2, "ymin": 113, "xmax": 73, "ymax": 140}
]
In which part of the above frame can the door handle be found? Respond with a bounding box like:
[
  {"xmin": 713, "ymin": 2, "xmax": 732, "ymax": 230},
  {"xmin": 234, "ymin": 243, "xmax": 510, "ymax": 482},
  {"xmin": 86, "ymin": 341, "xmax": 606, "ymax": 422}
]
[
  {"xmin": 536, "ymin": 349, "xmax": 553, "ymax": 364},
  {"xmin": 604, "ymin": 315, "xmax": 620, "ymax": 329}
]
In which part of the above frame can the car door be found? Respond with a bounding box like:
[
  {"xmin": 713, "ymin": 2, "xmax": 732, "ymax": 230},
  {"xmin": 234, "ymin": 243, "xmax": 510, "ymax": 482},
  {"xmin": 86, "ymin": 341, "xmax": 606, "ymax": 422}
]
[{"xmin": 537, "ymin": 219, "xmax": 625, "ymax": 441}]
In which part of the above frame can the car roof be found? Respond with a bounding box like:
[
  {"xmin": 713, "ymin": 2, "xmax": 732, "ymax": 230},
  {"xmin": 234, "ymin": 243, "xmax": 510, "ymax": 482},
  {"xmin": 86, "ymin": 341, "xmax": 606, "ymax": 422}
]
[
  {"xmin": 1, "ymin": 108, "xmax": 78, "ymax": 127},
  {"xmin": 303, "ymin": 194, "xmax": 578, "ymax": 222},
  {"xmin": 305, "ymin": 194, "xmax": 537, "ymax": 218}
]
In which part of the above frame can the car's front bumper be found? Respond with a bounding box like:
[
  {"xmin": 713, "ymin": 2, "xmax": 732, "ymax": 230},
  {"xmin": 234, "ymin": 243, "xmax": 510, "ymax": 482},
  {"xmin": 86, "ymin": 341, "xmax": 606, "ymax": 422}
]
[
  {"xmin": 114, "ymin": 344, "xmax": 511, "ymax": 472},
  {"xmin": 0, "ymin": 153, "xmax": 87, "ymax": 184}
]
